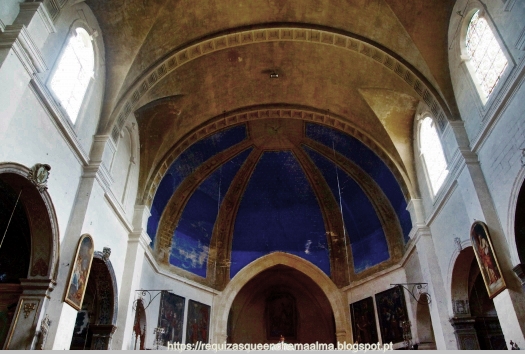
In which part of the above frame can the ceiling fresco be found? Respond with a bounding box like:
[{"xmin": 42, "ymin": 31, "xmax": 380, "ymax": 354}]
[
  {"xmin": 83, "ymin": 0, "xmax": 461, "ymax": 289},
  {"xmin": 147, "ymin": 120, "xmax": 410, "ymax": 285}
]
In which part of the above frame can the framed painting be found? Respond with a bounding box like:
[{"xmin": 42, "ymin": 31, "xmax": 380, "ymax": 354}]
[
  {"xmin": 350, "ymin": 297, "xmax": 378, "ymax": 344},
  {"xmin": 471, "ymin": 221, "xmax": 506, "ymax": 298},
  {"xmin": 157, "ymin": 291, "xmax": 185, "ymax": 346},
  {"xmin": 64, "ymin": 234, "xmax": 94, "ymax": 311},
  {"xmin": 186, "ymin": 300, "xmax": 210, "ymax": 344},
  {"xmin": 265, "ymin": 292, "xmax": 296, "ymax": 340},
  {"xmin": 375, "ymin": 286, "xmax": 409, "ymax": 344}
]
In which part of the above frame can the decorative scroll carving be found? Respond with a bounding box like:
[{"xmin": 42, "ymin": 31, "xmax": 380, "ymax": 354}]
[
  {"xmin": 30, "ymin": 258, "xmax": 48, "ymax": 277},
  {"xmin": 27, "ymin": 164, "xmax": 51, "ymax": 193}
]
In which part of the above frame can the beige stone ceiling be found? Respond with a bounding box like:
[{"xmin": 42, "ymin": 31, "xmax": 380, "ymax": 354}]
[{"xmin": 85, "ymin": 0, "xmax": 458, "ymax": 200}]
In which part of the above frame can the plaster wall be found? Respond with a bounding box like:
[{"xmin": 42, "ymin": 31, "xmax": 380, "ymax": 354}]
[
  {"xmin": 36, "ymin": 2, "xmax": 106, "ymax": 156},
  {"xmin": 0, "ymin": 84, "xmax": 82, "ymax": 241},
  {"xmin": 136, "ymin": 257, "xmax": 216, "ymax": 349},
  {"xmin": 448, "ymin": 0, "xmax": 525, "ymax": 143},
  {"xmin": 80, "ymin": 180, "xmax": 130, "ymax": 294},
  {"xmin": 476, "ymin": 79, "xmax": 525, "ymax": 262},
  {"xmin": 428, "ymin": 187, "xmax": 471, "ymax": 289}
]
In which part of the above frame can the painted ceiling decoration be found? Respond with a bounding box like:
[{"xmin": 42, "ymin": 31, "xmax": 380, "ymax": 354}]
[{"xmin": 147, "ymin": 119, "xmax": 410, "ymax": 289}]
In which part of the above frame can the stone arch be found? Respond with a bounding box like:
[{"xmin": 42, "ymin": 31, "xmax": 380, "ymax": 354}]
[
  {"xmin": 132, "ymin": 298, "xmax": 147, "ymax": 350},
  {"xmin": 0, "ymin": 162, "xmax": 59, "ymax": 280},
  {"xmin": 107, "ymin": 25, "xmax": 453, "ymax": 143},
  {"xmin": 69, "ymin": 251, "xmax": 118, "ymax": 350},
  {"xmin": 449, "ymin": 245, "xmax": 507, "ymax": 349},
  {"xmin": 506, "ymin": 168, "xmax": 525, "ymax": 267},
  {"xmin": 210, "ymin": 252, "xmax": 351, "ymax": 344},
  {"xmin": 141, "ymin": 104, "xmax": 415, "ymax": 207},
  {"xmin": 0, "ymin": 162, "xmax": 59, "ymax": 349}
]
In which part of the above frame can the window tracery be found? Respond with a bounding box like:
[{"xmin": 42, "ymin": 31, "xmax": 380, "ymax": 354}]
[{"xmin": 465, "ymin": 10, "xmax": 508, "ymax": 101}]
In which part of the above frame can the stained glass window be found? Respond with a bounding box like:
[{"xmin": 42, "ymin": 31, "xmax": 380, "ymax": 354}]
[
  {"xmin": 50, "ymin": 28, "xmax": 94, "ymax": 123},
  {"xmin": 465, "ymin": 10, "xmax": 508, "ymax": 100},
  {"xmin": 420, "ymin": 117, "xmax": 448, "ymax": 195}
]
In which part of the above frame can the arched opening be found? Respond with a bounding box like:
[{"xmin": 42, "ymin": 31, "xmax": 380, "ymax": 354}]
[
  {"xmin": 450, "ymin": 246, "xmax": 506, "ymax": 349},
  {"xmin": 70, "ymin": 255, "xmax": 118, "ymax": 350},
  {"xmin": 0, "ymin": 163, "xmax": 59, "ymax": 350},
  {"xmin": 0, "ymin": 178, "xmax": 30, "ymax": 348},
  {"xmin": 228, "ymin": 264, "xmax": 335, "ymax": 345},
  {"xmin": 514, "ymin": 180, "xmax": 525, "ymax": 266},
  {"xmin": 132, "ymin": 299, "xmax": 147, "ymax": 350},
  {"xmin": 416, "ymin": 301, "xmax": 436, "ymax": 349}
]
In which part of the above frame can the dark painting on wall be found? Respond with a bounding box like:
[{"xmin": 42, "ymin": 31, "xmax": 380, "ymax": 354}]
[
  {"xmin": 471, "ymin": 221, "xmax": 506, "ymax": 298},
  {"xmin": 350, "ymin": 297, "xmax": 378, "ymax": 344},
  {"xmin": 157, "ymin": 291, "xmax": 185, "ymax": 346},
  {"xmin": 375, "ymin": 286, "xmax": 409, "ymax": 344},
  {"xmin": 186, "ymin": 300, "xmax": 210, "ymax": 344},
  {"xmin": 265, "ymin": 292, "xmax": 297, "ymax": 340}
]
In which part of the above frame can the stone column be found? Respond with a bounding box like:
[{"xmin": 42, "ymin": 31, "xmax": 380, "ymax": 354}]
[
  {"xmin": 111, "ymin": 205, "xmax": 151, "ymax": 349},
  {"xmin": 3, "ymin": 279, "xmax": 55, "ymax": 350},
  {"xmin": 413, "ymin": 228, "xmax": 458, "ymax": 349}
]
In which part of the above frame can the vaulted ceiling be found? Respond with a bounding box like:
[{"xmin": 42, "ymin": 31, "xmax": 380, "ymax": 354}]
[{"xmin": 84, "ymin": 0, "xmax": 458, "ymax": 288}]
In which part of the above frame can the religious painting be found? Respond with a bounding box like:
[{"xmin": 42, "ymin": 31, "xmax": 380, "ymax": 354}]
[
  {"xmin": 185, "ymin": 300, "xmax": 210, "ymax": 344},
  {"xmin": 265, "ymin": 292, "xmax": 296, "ymax": 340},
  {"xmin": 375, "ymin": 286, "xmax": 409, "ymax": 344},
  {"xmin": 64, "ymin": 234, "xmax": 94, "ymax": 311},
  {"xmin": 157, "ymin": 291, "xmax": 185, "ymax": 346},
  {"xmin": 350, "ymin": 297, "xmax": 378, "ymax": 344},
  {"xmin": 471, "ymin": 221, "xmax": 506, "ymax": 298}
]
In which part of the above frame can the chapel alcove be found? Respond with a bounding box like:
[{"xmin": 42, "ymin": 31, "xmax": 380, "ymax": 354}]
[
  {"xmin": 0, "ymin": 178, "xmax": 30, "ymax": 349},
  {"xmin": 515, "ymin": 179, "xmax": 525, "ymax": 266},
  {"xmin": 450, "ymin": 246, "xmax": 506, "ymax": 350},
  {"xmin": 69, "ymin": 255, "xmax": 117, "ymax": 350},
  {"xmin": 228, "ymin": 264, "xmax": 335, "ymax": 345}
]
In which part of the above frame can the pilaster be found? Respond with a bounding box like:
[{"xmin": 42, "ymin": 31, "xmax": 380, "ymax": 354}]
[
  {"xmin": 3, "ymin": 279, "xmax": 55, "ymax": 350},
  {"xmin": 111, "ymin": 205, "xmax": 151, "ymax": 349},
  {"xmin": 451, "ymin": 120, "xmax": 525, "ymax": 348},
  {"xmin": 413, "ymin": 227, "xmax": 458, "ymax": 349}
]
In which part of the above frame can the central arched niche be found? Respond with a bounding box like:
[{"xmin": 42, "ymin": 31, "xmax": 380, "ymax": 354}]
[{"xmin": 228, "ymin": 264, "xmax": 335, "ymax": 345}]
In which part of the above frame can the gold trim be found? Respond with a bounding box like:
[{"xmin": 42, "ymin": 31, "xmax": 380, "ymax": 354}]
[
  {"xmin": 63, "ymin": 234, "xmax": 95, "ymax": 311},
  {"xmin": 470, "ymin": 221, "xmax": 506, "ymax": 299}
]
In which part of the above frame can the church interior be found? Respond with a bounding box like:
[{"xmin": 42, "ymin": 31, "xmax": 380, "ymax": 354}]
[{"xmin": 1, "ymin": 0, "xmax": 525, "ymax": 350}]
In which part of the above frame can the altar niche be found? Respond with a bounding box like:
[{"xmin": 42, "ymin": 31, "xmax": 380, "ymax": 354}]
[
  {"xmin": 0, "ymin": 163, "xmax": 59, "ymax": 350},
  {"xmin": 69, "ymin": 253, "xmax": 118, "ymax": 350},
  {"xmin": 450, "ymin": 246, "xmax": 506, "ymax": 350}
]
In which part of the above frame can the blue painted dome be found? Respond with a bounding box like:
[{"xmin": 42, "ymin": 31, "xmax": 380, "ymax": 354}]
[{"xmin": 147, "ymin": 119, "xmax": 411, "ymax": 286}]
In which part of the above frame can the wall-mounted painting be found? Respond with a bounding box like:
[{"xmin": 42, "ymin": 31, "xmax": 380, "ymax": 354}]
[
  {"xmin": 471, "ymin": 221, "xmax": 506, "ymax": 298},
  {"xmin": 186, "ymin": 300, "xmax": 210, "ymax": 344},
  {"xmin": 64, "ymin": 234, "xmax": 94, "ymax": 311},
  {"xmin": 350, "ymin": 297, "xmax": 378, "ymax": 344},
  {"xmin": 265, "ymin": 292, "xmax": 297, "ymax": 340},
  {"xmin": 157, "ymin": 291, "xmax": 185, "ymax": 346},
  {"xmin": 375, "ymin": 286, "xmax": 409, "ymax": 344}
]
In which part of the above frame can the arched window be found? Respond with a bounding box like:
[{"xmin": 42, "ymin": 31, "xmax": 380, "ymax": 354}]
[
  {"xmin": 465, "ymin": 10, "xmax": 508, "ymax": 101},
  {"xmin": 420, "ymin": 116, "xmax": 448, "ymax": 196},
  {"xmin": 49, "ymin": 27, "xmax": 94, "ymax": 123}
]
